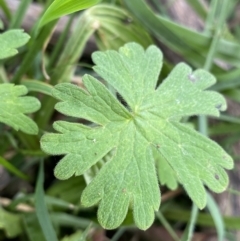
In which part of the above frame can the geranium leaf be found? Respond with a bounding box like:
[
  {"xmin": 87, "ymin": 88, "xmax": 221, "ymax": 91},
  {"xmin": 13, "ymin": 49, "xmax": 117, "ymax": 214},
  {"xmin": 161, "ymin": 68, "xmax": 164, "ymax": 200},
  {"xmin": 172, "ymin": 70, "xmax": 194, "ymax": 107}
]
[
  {"xmin": 0, "ymin": 29, "xmax": 30, "ymax": 60},
  {"xmin": 40, "ymin": 42, "xmax": 233, "ymax": 230},
  {"xmin": 0, "ymin": 84, "xmax": 40, "ymax": 134},
  {"xmin": 154, "ymin": 149, "xmax": 178, "ymax": 190}
]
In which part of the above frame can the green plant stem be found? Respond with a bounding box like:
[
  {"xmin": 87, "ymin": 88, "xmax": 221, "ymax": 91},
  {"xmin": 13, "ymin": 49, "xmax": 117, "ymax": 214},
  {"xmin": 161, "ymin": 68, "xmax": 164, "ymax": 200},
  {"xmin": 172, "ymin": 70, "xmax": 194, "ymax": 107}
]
[
  {"xmin": 0, "ymin": 0, "xmax": 11, "ymax": 20},
  {"xmin": 206, "ymin": 192, "xmax": 225, "ymax": 241},
  {"xmin": 199, "ymin": 0, "xmax": 228, "ymax": 136},
  {"xmin": 151, "ymin": 0, "xmax": 169, "ymax": 16},
  {"xmin": 16, "ymin": 132, "xmax": 40, "ymax": 150},
  {"xmin": 185, "ymin": 204, "xmax": 198, "ymax": 241},
  {"xmin": 228, "ymin": 188, "xmax": 240, "ymax": 196},
  {"xmin": 9, "ymin": 0, "xmax": 31, "ymax": 29},
  {"xmin": 163, "ymin": 208, "xmax": 240, "ymax": 229},
  {"xmin": 213, "ymin": 114, "xmax": 240, "ymax": 124},
  {"xmin": 0, "ymin": 66, "xmax": 8, "ymax": 83},
  {"xmin": 186, "ymin": 0, "xmax": 207, "ymax": 20},
  {"xmin": 11, "ymin": 21, "xmax": 57, "ymax": 84},
  {"xmin": 0, "ymin": 156, "xmax": 29, "ymax": 180},
  {"xmin": 111, "ymin": 227, "xmax": 126, "ymax": 241},
  {"xmin": 204, "ymin": 0, "xmax": 228, "ymax": 71},
  {"xmin": 35, "ymin": 159, "xmax": 59, "ymax": 241},
  {"xmin": 204, "ymin": 0, "xmax": 218, "ymax": 35},
  {"xmin": 155, "ymin": 211, "xmax": 179, "ymax": 241},
  {"xmin": 35, "ymin": 12, "xmax": 96, "ymax": 129},
  {"xmin": 47, "ymin": 15, "xmax": 75, "ymax": 69},
  {"xmin": 198, "ymin": 116, "xmax": 208, "ymax": 136}
]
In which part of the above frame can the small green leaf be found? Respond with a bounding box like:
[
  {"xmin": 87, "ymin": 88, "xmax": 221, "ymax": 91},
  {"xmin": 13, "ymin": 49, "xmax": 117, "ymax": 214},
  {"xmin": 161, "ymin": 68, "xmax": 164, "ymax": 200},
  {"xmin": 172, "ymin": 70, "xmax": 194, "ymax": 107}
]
[
  {"xmin": 0, "ymin": 84, "xmax": 40, "ymax": 135},
  {"xmin": 0, "ymin": 29, "xmax": 30, "ymax": 59},
  {"xmin": 41, "ymin": 43, "xmax": 233, "ymax": 230},
  {"xmin": 39, "ymin": 0, "xmax": 101, "ymax": 28}
]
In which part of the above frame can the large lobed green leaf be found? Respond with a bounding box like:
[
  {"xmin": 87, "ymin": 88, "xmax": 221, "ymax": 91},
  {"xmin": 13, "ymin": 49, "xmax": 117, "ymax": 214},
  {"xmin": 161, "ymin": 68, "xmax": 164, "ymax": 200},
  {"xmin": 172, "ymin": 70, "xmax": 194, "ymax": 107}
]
[
  {"xmin": 41, "ymin": 43, "xmax": 233, "ymax": 230},
  {"xmin": 0, "ymin": 84, "xmax": 40, "ymax": 134},
  {"xmin": 0, "ymin": 29, "xmax": 30, "ymax": 60}
]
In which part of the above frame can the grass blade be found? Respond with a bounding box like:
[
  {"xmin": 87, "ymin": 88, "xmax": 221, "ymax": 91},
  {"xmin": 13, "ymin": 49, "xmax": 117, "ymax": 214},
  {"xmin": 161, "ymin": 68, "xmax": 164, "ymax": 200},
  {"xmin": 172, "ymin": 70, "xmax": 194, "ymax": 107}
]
[
  {"xmin": 0, "ymin": 0, "xmax": 11, "ymax": 20},
  {"xmin": 38, "ymin": 0, "xmax": 101, "ymax": 28},
  {"xmin": 206, "ymin": 192, "xmax": 225, "ymax": 241},
  {"xmin": 35, "ymin": 159, "xmax": 59, "ymax": 241},
  {"xmin": 0, "ymin": 156, "xmax": 29, "ymax": 180},
  {"xmin": 9, "ymin": 0, "xmax": 31, "ymax": 29},
  {"xmin": 23, "ymin": 213, "xmax": 47, "ymax": 241},
  {"xmin": 21, "ymin": 79, "xmax": 53, "ymax": 96},
  {"xmin": 180, "ymin": 204, "xmax": 198, "ymax": 241},
  {"xmin": 79, "ymin": 223, "xmax": 92, "ymax": 241},
  {"xmin": 156, "ymin": 211, "xmax": 179, "ymax": 241},
  {"xmin": 163, "ymin": 208, "xmax": 240, "ymax": 229}
]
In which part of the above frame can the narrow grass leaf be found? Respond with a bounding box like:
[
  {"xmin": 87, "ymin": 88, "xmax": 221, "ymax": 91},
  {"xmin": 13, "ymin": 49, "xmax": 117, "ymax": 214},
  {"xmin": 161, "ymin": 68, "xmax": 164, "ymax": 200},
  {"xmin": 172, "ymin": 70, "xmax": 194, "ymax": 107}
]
[
  {"xmin": 180, "ymin": 204, "xmax": 198, "ymax": 241},
  {"xmin": 0, "ymin": 156, "xmax": 29, "ymax": 180},
  {"xmin": 23, "ymin": 213, "xmax": 47, "ymax": 241},
  {"xmin": 45, "ymin": 196, "xmax": 75, "ymax": 210},
  {"xmin": 79, "ymin": 223, "xmax": 92, "ymax": 241},
  {"xmin": 21, "ymin": 80, "xmax": 54, "ymax": 96},
  {"xmin": 39, "ymin": 0, "xmax": 101, "ymax": 28},
  {"xmin": 50, "ymin": 213, "xmax": 91, "ymax": 229},
  {"xmin": 123, "ymin": 0, "xmax": 240, "ymax": 67},
  {"xmin": 34, "ymin": 10, "xmax": 97, "ymax": 129},
  {"xmin": 206, "ymin": 192, "xmax": 225, "ymax": 241},
  {"xmin": 87, "ymin": 4, "xmax": 153, "ymax": 51},
  {"xmin": 156, "ymin": 211, "xmax": 179, "ymax": 241},
  {"xmin": 0, "ymin": 0, "xmax": 11, "ymax": 20},
  {"xmin": 185, "ymin": 0, "xmax": 207, "ymax": 19},
  {"xmin": 9, "ymin": 0, "xmax": 31, "ymax": 29},
  {"xmin": 35, "ymin": 160, "xmax": 59, "ymax": 241},
  {"xmin": 111, "ymin": 227, "xmax": 127, "ymax": 241},
  {"xmin": 164, "ymin": 208, "xmax": 240, "ymax": 229},
  {"xmin": 228, "ymin": 188, "xmax": 240, "ymax": 196}
]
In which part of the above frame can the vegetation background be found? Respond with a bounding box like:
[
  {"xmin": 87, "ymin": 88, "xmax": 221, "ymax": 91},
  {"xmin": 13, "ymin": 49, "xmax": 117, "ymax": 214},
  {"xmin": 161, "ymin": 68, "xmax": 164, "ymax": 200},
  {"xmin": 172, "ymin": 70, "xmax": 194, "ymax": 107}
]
[{"xmin": 0, "ymin": 0, "xmax": 240, "ymax": 240}]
